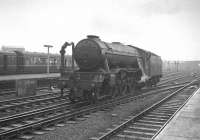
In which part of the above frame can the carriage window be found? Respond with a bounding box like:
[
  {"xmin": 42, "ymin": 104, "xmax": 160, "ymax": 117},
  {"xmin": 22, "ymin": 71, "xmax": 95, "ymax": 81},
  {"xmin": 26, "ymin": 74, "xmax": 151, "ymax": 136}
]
[
  {"xmin": 11, "ymin": 55, "xmax": 15, "ymax": 64},
  {"xmin": 8, "ymin": 55, "xmax": 12, "ymax": 64},
  {"xmin": 12, "ymin": 55, "xmax": 16, "ymax": 64},
  {"xmin": 39, "ymin": 57, "xmax": 47, "ymax": 64},
  {"xmin": 33, "ymin": 57, "xmax": 37, "ymax": 64},
  {"xmin": 25, "ymin": 59, "xmax": 28, "ymax": 65},
  {"xmin": 50, "ymin": 58, "xmax": 57, "ymax": 65},
  {"xmin": 8, "ymin": 55, "xmax": 15, "ymax": 65},
  {"xmin": 25, "ymin": 58, "xmax": 30, "ymax": 65},
  {"xmin": 30, "ymin": 57, "xmax": 33, "ymax": 64}
]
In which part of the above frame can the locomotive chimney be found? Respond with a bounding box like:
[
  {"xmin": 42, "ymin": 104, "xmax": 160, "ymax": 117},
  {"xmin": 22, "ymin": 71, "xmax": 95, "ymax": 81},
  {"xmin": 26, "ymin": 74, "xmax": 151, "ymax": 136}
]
[
  {"xmin": 112, "ymin": 42, "xmax": 122, "ymax": 44},
  {"xmin": 87, "ymin": 35, "xmax": 100, "ymax": 39}
]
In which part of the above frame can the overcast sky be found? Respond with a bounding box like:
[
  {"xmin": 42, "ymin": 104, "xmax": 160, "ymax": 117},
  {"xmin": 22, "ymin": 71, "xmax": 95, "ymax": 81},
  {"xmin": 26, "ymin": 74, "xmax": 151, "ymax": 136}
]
[{"xmin": 0, "ymin": 0, "xmax": 199, "ymax": 60}]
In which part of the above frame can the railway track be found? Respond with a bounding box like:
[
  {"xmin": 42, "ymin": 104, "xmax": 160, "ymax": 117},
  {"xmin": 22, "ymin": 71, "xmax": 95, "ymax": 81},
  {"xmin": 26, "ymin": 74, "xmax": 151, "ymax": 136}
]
[
  {"xmin": 0, "ymin": 71, "xmax": 191, "ymax": 97},
  {"xmin": 0, "ymin": 89, "xmax": 16, "ymax": 96},
  {"xmin": 0, "ymin": 90, "xmax": 69, "ymax": 117},
  {"xmin": 0, "ymin": 79, "xmax": 190, "ymax": 118},
  {"xmin": 162, "ymin": 71, "xmax": 182, "ymax": 77},
  {"xmin": 0, "ymin": 73, "xmax": 193, "ymax": 117},
  {"xmin": 0, "ymin": 73, "xmax": 197, "ymax": 139},
  {"xmin": 0, "ymin": 86, "xmax": 57, "ymax": 96},
  {"xmin": 145, "ymin": 73, "xmax": 197, "ymax": 92},
  {"xmin": 160, "ymin": 71, "xmax": 199, "ymax": 83},
  {"xmin": 0, "ymin": 82, "xmax": 192, "ymax": 139},
  {"xmin": 158, "ymin": 73, "xmax": 192, "ymax": 86},
  {"xmin": 90, "ymin": 78, "xmax": 200, "ymax": 140},
  {"xmin": 160, "ymin": 72, "xmax": 184, "ymax": 81}
]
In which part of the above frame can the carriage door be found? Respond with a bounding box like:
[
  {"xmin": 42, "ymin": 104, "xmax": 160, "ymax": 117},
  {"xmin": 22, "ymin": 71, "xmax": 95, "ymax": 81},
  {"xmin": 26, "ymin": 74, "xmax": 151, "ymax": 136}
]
[
  {"xmin": 3, "ymin": 55, "xmax": 8, "ymax": 71},
  {"xmin": 15, "ymin": 51, "xmax": 24, "ymax": 73}
]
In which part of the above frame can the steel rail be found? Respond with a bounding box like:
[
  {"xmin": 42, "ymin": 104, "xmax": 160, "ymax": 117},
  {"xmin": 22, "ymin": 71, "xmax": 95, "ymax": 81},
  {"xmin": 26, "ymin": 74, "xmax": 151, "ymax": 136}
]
[
  {"xmin": 0, "ymin": 82, "xmax": 189, "ymax": 139},
  {"xmin": 0, "ymin": 79, "xmax": 187, "ymax": 116},
  {"xmin": 158, "ymin": 74, "xmax": 190, "ymax": 86},
  {"xmin": 92, "ymin": 77, "xmax": 200, "ymax": 140},
  {"xmin": 0, "ymin": 86, "xmax": 59, "ymax": 96},
  {"xmin": 0, "ymin": 95, "xmax": 69, "ymax": 113},
  {"xmin": 0, "ymin": 84, "xmax": 182, "ymax": 125}
]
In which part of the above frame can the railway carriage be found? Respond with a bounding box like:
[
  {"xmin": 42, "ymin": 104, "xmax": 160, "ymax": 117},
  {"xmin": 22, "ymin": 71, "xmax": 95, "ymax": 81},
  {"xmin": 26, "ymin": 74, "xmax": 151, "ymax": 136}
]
[
  {"xmin": 0, "ymin": 51, "xmax": 72, "ymax": 75},
  {"xmin": 22, "ymin": 52, "xmax": 60, "ymax": 74},
  {"xmin": 0, "ymin": 51, "xmax": 17, "ymax": 75},
  {"xmin": 59, "ymin": 35, "xmax": 162, "ymax": 103}
]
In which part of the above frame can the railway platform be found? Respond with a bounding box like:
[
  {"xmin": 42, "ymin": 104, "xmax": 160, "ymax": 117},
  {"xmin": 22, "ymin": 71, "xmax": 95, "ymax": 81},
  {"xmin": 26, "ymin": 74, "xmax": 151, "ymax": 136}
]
[
  {"xmin": 0, "ymin": 73, "xmax": 60, "ymax": 81},
  {"xmin": 155, "ymin": 87, "xmax": 200, "ymax": 140},
  {"xmin": 0, "ymin": 73, "xmax": 60, "ymax": 97}
]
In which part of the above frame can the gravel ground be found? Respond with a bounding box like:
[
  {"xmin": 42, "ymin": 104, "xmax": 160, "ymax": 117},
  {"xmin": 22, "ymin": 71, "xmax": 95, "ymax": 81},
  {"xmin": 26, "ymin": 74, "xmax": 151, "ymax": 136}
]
[{"xmin": 33, "ymin": 90, "xmax": 172, "ymax": 140}]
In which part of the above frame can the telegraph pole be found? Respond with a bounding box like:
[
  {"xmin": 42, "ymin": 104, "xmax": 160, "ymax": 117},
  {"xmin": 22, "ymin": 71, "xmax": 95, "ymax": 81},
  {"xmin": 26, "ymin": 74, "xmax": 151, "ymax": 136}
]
[{"xmin": 44, "ymin": 45, "xmax": 53, "ymax": 73}]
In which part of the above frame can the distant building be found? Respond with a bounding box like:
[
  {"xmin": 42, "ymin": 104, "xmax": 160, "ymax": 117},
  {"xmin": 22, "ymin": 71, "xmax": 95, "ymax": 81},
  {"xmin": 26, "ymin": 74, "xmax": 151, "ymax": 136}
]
[{"xmin": 1, "ymin": 46, "xmax": 25, "ymax": 52}]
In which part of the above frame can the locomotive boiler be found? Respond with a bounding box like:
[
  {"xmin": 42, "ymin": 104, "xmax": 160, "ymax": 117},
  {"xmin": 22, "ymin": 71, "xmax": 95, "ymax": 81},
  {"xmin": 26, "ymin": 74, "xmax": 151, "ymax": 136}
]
[{"xmin": 59, "ymin": 35, "xmax": 162, "ymax": 102}]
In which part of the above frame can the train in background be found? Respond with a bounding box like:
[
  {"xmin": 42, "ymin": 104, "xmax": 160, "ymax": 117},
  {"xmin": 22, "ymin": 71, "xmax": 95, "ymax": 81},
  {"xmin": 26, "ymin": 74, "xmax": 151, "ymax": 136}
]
[
  {"xmin": 59, "ymin": 35, "xmax": 162, "ymax": 102},
  {"xmin": 0, "ymin": 50, "xmax": 73, "ymax": 75}
]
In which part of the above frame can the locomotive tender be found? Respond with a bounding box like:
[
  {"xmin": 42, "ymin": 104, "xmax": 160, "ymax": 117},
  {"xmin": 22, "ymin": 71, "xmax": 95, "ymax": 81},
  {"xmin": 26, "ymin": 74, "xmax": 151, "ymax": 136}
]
[{"xmin": 59, "ymin": 35, "xmax": 162, "ymax": 102}]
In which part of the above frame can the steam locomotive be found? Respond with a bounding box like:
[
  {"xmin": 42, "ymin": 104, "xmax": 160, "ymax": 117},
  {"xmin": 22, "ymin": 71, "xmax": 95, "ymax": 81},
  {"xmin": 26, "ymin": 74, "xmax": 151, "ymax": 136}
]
[
  {"xmin": 59, "ymin": 35, "xmax": 162, "ymax": 102},
  {"xmin": 0, "ymin": 51, "xmax": 72, "ymax": 75}
]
